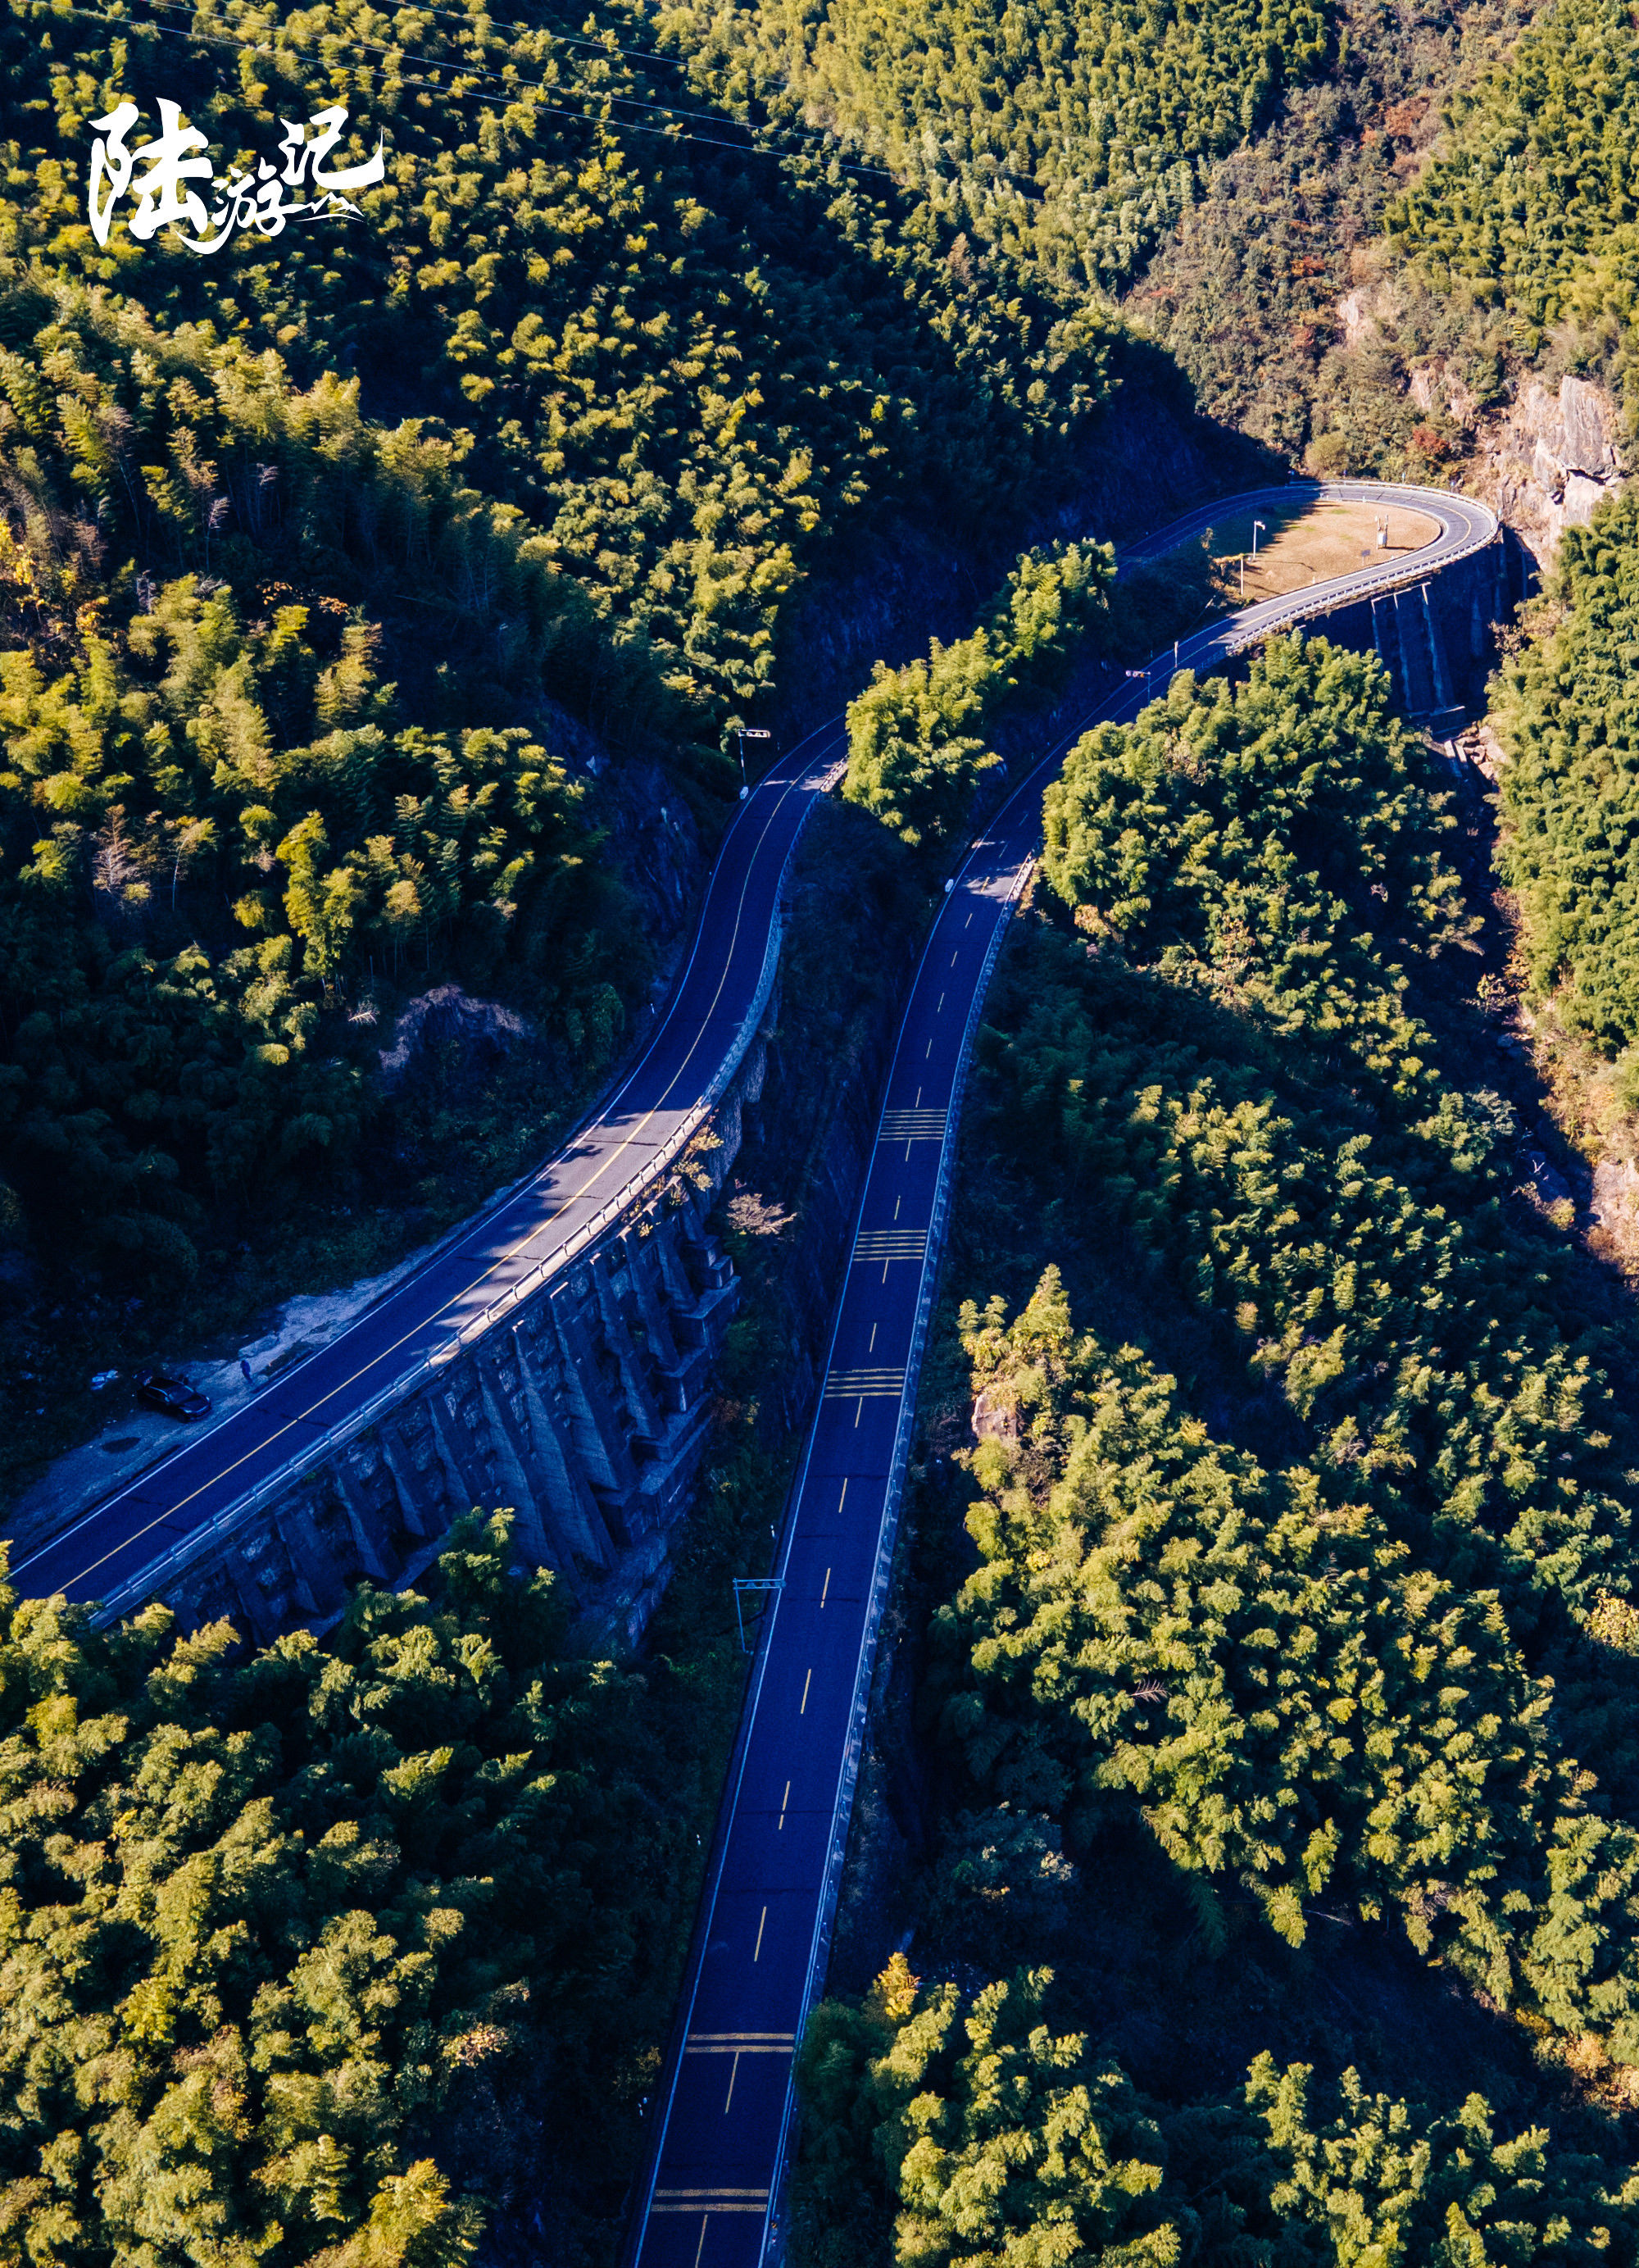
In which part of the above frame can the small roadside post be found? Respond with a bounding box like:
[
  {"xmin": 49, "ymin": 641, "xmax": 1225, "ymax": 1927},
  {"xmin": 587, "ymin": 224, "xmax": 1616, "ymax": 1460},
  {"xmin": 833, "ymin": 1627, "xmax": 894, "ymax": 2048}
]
[
  {"xmin": 733, "ymin": 1577, "xmax": 783, "ymax": 1652},
  {"xmin": 735, "ymin": 725, "xmax": 772, "ymax": 800}
]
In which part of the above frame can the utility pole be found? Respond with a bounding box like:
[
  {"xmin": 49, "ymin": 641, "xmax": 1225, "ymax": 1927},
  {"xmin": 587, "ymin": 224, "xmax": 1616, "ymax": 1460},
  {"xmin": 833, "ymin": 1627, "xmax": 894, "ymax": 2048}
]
[{"xmin": 1251, "ymin": 518, "xmax": 1266, "ymax": 557}]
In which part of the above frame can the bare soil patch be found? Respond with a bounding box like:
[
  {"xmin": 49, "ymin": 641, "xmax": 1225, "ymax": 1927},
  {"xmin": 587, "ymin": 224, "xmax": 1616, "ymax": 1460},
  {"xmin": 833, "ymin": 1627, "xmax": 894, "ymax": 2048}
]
[
  {"xmin": 1154, "ymin": 500, "xmax": 1441, "ymax": 602},
  {"xmin": 1224, "ymin": 500, "xmax": 1439, "ymax": 597}
]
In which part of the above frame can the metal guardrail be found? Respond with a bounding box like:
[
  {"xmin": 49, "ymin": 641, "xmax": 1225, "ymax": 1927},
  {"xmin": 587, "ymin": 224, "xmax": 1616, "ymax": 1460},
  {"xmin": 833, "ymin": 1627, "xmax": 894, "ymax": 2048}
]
[
  {"xmin": 90, "ymin": 884, "xmax": 797, "ymax": 1625},
  {"xmin": 621, "ymin": 484, "xmax": 1504, "ymax": 2266},
  {"xmin": 762, "ymin": 848, "xmax": 1033, "ymax": 2259},
  {"xmin": 751, "ymin": 482, "xmax": 1504, "ymax": 2253},
  {"xmin": 85, "ymin": 492, "xmax": 1495, "ymax": 1625},
  {"xmin": 1221, "ymin": 530, "xmax": 1500, "ymax": 652},
  {"xmin": 1132, "ymin": 480, "xmax": 1501, "ymax": 655}
]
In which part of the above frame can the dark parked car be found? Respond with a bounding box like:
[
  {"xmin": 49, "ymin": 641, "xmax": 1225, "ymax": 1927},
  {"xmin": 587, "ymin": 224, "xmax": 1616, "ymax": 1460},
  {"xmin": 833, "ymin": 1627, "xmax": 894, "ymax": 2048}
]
[{"xmin": 134, "ymin": 1370, "xmax": 211, "ymax": 1421}]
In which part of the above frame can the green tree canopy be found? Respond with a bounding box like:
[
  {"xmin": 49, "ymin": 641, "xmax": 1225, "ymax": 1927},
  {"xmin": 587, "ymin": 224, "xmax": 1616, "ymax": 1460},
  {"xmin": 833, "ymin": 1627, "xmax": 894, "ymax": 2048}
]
[
  {"xmin": 797, "ymin": 1958, "xmax": 1639, "ymax": 2264},
  {"xmin": 843, "ymin": 541, "xmax": 1110, "ymax": 848},
  {"xmin": 0, "ymin": 1513, "xmax": 685, "ymax": 2268},
  {"xmin": 1494, "ymin": 491, "xmax": 1639, "ymax": 1065},
  {"xmin": 915, "ymin": 645, "xmax": 1639, "ymax": 2068}
]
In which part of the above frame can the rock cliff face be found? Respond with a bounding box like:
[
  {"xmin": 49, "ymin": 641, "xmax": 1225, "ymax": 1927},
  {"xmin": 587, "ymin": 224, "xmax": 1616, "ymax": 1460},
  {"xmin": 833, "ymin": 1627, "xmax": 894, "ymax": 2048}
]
[
  {"xmin": 1464, "ymin": 372, "xmax": 1625, "ymax": 564},
  {"xmin": 773, "ymin": 353, "xmax": 1267, "ymax": 739}
]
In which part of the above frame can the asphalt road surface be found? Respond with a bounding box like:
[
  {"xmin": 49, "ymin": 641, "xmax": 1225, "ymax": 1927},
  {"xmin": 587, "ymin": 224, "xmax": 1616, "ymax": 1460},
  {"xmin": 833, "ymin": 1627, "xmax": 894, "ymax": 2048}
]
[
  {"xmin": 10, "ymin": 482, "xmax": 1491, "ymax": 1618},
  {"xmin": 9, "ymin": 477, "xmax": 1497, "ymax": 2261},
  {"xmin": 1119, "ymin": 480, "xmax": 1498, "ymax": 663},
  {"xmin": 11, "ymin": 720, "xmax": 847, "ymax": 1610},
  {"xmin": 624, "ymin": 478, "xmax": 1498, "ymax": 2268}
]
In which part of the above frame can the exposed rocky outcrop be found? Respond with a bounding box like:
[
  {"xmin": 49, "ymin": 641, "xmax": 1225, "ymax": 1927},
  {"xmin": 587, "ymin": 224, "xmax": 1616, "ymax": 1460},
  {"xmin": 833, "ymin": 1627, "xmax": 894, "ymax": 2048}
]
[
  {"xmin": 1591, "ymin": 1157, "xmax": 1639, "ymax": 1269},
  {"xmin": 379, "ymin": 985, "xmax": 534, "ymax": 1090},
  {"xmin": 970, "ymin": 1384, "xmax": 1018, "ymax": 1443},
  {"xmin": 1464, "ymin": 372, "xmax": 1625, "ymax": 565},
  {"xmin": 596, "ymin": 757, "xmax": 706, "ymax": 943},
  {"xmin": 774, "ymin": 351, "xmax": 1269, "ymax": 739}
]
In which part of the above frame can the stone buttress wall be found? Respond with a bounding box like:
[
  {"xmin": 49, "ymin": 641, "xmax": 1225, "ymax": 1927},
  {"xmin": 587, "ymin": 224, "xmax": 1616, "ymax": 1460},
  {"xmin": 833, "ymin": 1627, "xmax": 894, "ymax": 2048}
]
[{"xmin": 154, "ymin": 1033, "xmax": 770, "ymax": 1650}]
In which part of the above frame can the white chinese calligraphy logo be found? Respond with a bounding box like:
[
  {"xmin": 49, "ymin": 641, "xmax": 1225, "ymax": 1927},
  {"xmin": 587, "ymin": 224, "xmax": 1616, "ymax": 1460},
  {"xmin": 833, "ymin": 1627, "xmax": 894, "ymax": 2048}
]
[{"xmin": 89, "ymin": 98, "xmax": 384, "ymax": 255}]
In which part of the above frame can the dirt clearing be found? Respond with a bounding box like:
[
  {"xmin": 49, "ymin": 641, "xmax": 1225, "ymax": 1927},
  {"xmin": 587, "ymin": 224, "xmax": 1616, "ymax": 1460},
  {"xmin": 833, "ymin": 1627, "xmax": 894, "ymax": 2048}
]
[
  {"xmin": 1161, "ymin": 501, "xmax": 1441, "ymax": 602},
  {"xmin": 1216, "ymin": 502, "xmax": 1437, "ymax": 598}
]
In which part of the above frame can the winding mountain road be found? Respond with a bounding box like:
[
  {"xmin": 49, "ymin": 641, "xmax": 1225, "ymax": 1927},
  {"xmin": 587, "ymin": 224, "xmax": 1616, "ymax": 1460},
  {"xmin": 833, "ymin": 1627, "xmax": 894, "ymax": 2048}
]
[
  {"xmin": 5, "ymin": 477, "xmax": 1498, "ymax": 2262},
  {"xmin": 620, "ymin": 478, "xmax": 1497, "ymax": 2268},
  {"xmin": 10, "ymin": 723, "xmax": 847, "ymax": 1611}
]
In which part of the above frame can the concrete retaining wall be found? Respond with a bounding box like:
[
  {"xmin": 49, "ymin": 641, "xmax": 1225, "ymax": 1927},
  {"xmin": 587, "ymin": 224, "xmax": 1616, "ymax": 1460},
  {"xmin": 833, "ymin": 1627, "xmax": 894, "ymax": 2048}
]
[{"xmin": 151, "ymin": 1029, "xmax": 771, "ymax": 1652}]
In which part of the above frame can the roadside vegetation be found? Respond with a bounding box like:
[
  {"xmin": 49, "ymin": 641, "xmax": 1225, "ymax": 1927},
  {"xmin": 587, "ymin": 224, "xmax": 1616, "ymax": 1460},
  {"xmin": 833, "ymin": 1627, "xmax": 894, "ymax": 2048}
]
[
  {"xmin": 842, "ymin": 542, "xmax": 1112, "ymax": 851},
  {"xmin": 16, "ymin": 0, "xmax": 1639, "ymax": 2253},
  {"xmin": 0, "ymin": 774, "xmax": 932, "ymax": 2268},
  {"xmin": 1493, "ymin": 492, "xmax": 1639, "ymax": 1066},
  {"xmin": 795, "ymin": 639, "xmax": 1639, "ymax": 2262},
  {"xmin": 0, "ymin": 0, "xmax": 1127, "ymax": 1472},
  {"xmin": 0, "ymin": 1512, "xmax": 693, "ymax": 2268}
]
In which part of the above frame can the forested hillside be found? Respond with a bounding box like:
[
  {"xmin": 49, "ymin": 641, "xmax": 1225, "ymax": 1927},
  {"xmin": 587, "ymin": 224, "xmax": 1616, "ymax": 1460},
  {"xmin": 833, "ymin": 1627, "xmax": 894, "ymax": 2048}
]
[
  {"xmin": 674, "ymin": 0, "xmax": 1330, "ymax": 293},
  {"xmin": 0, "ymin": 1512, "xmax": 712, "ymax": 2267},
  {"xmin": 1388, "ymin": 0, "xmax": 1639, "ymax": 351},
  {"xmin": 0, "ymin": 0, "xmax": 1145, "ymax": 1470},
  {"xmin": 1368, "ymin": 0, "xmax": 1639, "ymax": 1241},
  {"xmin": 794, "ymin": 640, "xmax": 1639, "ymax": 2263},
  {"xmin": 1491, "ymin": 493, "xmax": 1639, "ymax": 1061},
  {"xmin": 1, "ymin": 0, "xmax": 1115, "ymax": 718},
  {"xmin": 842, "ymin": 539, "xmax": 1110, "ymax": 848}
]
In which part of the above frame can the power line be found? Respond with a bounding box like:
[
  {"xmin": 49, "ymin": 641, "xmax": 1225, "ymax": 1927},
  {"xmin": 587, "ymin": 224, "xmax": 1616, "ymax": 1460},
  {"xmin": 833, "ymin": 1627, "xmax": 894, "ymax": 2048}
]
[
  {"xmin": 372, "ymin": 0, "xmax": 1054, "ymax": 191},
  {"xmin": 65, "ymin": 0, "xmax": 904, "ymax": 179},
  {"xmin": 105, "ymin": 0, "xmax": 829, "ymax": 150},
  {"xmin": 316, "ymin": 0, "xmax": 698, "ymax": 75},
  {"xmin": 65, "ymin": 0, "xmax": 1051, "ymax": 197}
]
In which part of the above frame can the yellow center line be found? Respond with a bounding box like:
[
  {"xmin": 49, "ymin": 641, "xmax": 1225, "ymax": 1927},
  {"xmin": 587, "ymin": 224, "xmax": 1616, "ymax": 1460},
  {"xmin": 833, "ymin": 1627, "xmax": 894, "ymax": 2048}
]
[
  {"xmin": 723, "ymin": 2052, "xmax": 740, "ymax": 2115},
  {"xmin": 753, "ymin": 1905, "xmax": 767, "ymax": 1961},
  {"xmin": 820, "ymin": 1568, "xmax": 830, "ymax": 1609},
  {"xmin": 800, "ymin": 1668, "xmax": 812, "ymax": 1713},
  {"xmin": 779, "ymin": 1779, "xmax": 790, "ymax": 1829},
  {"xmin": 35, "ymin": 754, "xmax": 832, "ymax": 1596}
]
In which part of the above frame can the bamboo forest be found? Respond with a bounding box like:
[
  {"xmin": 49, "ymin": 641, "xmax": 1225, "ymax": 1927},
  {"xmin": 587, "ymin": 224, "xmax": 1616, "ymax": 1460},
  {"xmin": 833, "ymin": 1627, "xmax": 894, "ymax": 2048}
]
[{"xmin": 3, "ymin": 0, "xmax": 1639, "ymax": 2262}]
